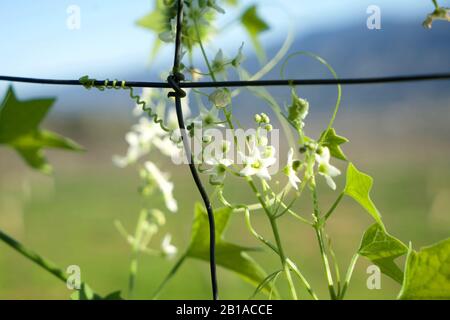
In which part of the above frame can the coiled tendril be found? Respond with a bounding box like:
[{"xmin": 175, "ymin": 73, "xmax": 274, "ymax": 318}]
[{"xmin": 79, "ymin": 75, "xmax": 172, "ymax": 133}]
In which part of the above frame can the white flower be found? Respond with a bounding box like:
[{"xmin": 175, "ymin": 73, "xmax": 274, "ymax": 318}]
[
  {"xmin": 144, "ymin": 161, "xmax": 178, "ymax": 213},
  {"xmin": 153, "ymin": 135, "xmax": 182, "ymax": 158},
  {"xmin": 284, "ymin": 148, "xmax": 301, "ymax": 190},
  {"xmin": 239, "ymin": 140, "xmax": 276, "ymax": 180},
  {"xmin": 315, "ymin": 147, "xmax": 341, "ymax": 190},
  {"xmin": 232, "ymin": 43, "xmax": 245, "ymax": 67},
  {"xmin": 113, "ymin": 118, "xmax": 165, "ymax": 167},
  {"xmin": 161, "ymin": 234, "xmax": 177, "ymax": 258},
  {"xmin": 203, "ymin": 141, "xmax": 233, "ymax": 185},
  {"xmin": 196, "ymin": 106, "xmax": 222, "ymax": 128}
]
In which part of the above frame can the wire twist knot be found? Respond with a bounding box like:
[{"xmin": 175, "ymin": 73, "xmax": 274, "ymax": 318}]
[{"xmin": 167, "ymin": 72, "xmax": 186, "ymax": 98}]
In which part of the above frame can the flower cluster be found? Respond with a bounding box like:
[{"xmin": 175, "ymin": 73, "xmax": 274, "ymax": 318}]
[
  {"xmin": 282, "ymin": 90, "xmax": 342, "ymax": 191},
  {"xmin": 115, "ymin": 209, "xmax": 177, "ymax": 259},
  {"xmin": 157, "ymin": 0, "xmax": 227, "ymax": 51}
]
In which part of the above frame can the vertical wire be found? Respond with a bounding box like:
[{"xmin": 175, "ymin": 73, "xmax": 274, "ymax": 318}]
[{"xmin": 170, "ymin": 0, "xmax": 219, "ymax": 300}]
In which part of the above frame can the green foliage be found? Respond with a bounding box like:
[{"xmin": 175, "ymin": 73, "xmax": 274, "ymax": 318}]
[
  {"xmin": 399, "ymin": 238, "xmax": 450, "ymax": 299},
  {"xmin": 157, "ymin": 203, "xmax": 273, "ymax": 297},
  {"xmin": 71, "ymin": 283, "xmax": 123, "ymax": 300},
  {"xmin": 187, "ymin": 203, "xmax": 272, "ymax": 294},
  {"xmin": 358, "ymin": 224, "xmax": 408, "ymax": 284},
  {"xmin": 0, "ymin": 86, "xmax": 82, "ymax": 174},
  {"xmin": 136, "ymin": 0, "xmax": 166, "ymax": 33},
  {"xmin": 319, "ymin": 128, "xmax": 348, "ymax": 161},
  {"xmin": 344, "ymin": 163, "xmax": 384, "ymax": 227},
  {"xmin": 2, "ymin": 0, "xmax": 450, "ymax": 301},
  {"xmin": 287, "ymin": 89, "xmax": 309, "ymax": 132},
  {"xmin": 423, "ymin": 0, "xmax": 450, "ymax": 29},
  {"xmin": 209, "ymin": 88, "xmax": 232, "ymax": 109},
  {"xmin": 240, "ymin": 5, "xmax": 269, "ymax": 62}
]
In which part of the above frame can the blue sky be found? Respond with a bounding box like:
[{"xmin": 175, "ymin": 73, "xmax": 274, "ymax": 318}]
[{"xmin": 0, "ymin": 0, "xmax": 441, "ymax": 95}]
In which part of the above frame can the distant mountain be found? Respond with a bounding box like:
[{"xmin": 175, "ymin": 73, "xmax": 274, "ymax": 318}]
[
  {"xmin": 247, "ymin": 21, "xmax": 450, "ymax": 112},
  {"xmin": 49, "ymin": 21, "xmax": 450, "ymax": 116}
]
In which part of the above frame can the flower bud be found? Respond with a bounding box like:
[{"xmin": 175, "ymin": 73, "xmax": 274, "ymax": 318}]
[{"xmin": 209, "ymin": 88, "xmax": 231, "ymax": 109}]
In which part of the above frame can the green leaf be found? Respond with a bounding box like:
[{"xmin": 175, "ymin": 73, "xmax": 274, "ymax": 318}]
[
  {"xmin": 136, "ymin": 0, "xmax": 167, "ymax": 58},
  {"xmin": 0, "ymin": 86, "xmax": 82, "ymax": 174},
  {"xmin": 186, "ymin": 203, "xmax": 272, "ymax": 295},
  {"xmin": 225, "ymin": 0, "xmax": 239, "ymax": 6},
  {"xmin": 71, "ymin": 283, "xmax": 96, "ymax": 300},
  {"xmin": 344, "ymin": 163, "xmax": 384, "ymax": 227},
  {"xmin": 71, "ymin": 283, "xmax": 123, "ymax": 300},
  {"xmin": 320, "ymin": 128, "xmax": 348, "ymax": 161},
  {"xmin": 102, "ymin": 291, "xmax": 124, "ymax": 300},
  {"xmin": 240, "ymin": 5, "xmax": 269, "ymax": 63},
  {"xmin": 399, "ymin": 238, "xmax": 450, "ymax": 300},
  {"xmin": 136, "ymin": 0, "xmax": 166, "ymax": 33},
  {"xmin": 358, "ymin": 224, "xmax": 408, "ymax": 284}
]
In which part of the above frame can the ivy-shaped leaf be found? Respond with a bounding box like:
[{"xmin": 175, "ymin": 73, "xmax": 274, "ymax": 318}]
[
  {"xmin": 344, "ymin": 163, "xmax": 384, "ymax": 227},
  {"xmin": 157, "ymin": 203, "xmax": 273, "ymax": 297},
  {"xmin": 187, "ymin": 203, "xmax": 272, "ymax": 294},
  {"xmin": 136, "ymin": 0, "xmax": 167, "ymax": 58},
  {"xmin": 320, "ymin": 128, "xmax": 348, "ymax": 161},
  {"xmin": 398, "ymin": 238, "xmax": 450, "ymax": 300},
  {"xmin": 240, "ymin": 5, "xmax": 269, "ymax": 63},
  {"xmin": 358, "ymin": 224, "xmax": 408, "ymax": 284},
  {"xmin": 0, "ymin": 86, "xmax": 82, "ymax": 174},
  {"xmin": 136, "ymin": 0, "xmax": 166, "ymax": 33}
]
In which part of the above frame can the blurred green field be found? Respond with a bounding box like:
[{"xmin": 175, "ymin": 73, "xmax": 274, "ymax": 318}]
[{"xmin": 1, "ymin": 111, "xmax": 450, "ymax": 300}]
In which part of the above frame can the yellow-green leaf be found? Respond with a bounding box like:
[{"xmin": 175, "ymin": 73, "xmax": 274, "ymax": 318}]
[
  {"xmin": 344, "ymin": 163, "xmax": 384, "ymax": 227},
  {"xmin": 358, "ymin": 224, "xmax": 408, "ymax": 284},
  {"xmin": 0, "ymin": 86, "xmax": 82, "ymax": 174},
  {"xmin": 187, "ymin": 203, "xmax": 273, "ymax": 295},
  {"xmin": 398, "ymin": 238, "xmax": 450, "ymax": 300},
  {"xmin": 240, "ymin": 5, "xmax": 269, "ymax": 63},
  {"xmin": 320, "ymin": 128, "xmax": 348, "ymax": 161}
]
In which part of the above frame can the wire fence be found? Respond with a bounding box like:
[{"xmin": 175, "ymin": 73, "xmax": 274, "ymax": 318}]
[{"xmin": 1, "ymin": 0, "xmax": 450, "ymax": 301}]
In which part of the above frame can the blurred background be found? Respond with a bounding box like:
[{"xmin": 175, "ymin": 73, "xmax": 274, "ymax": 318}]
[{"xmin": 0, "ymin": 0, "xmax": 449, "ymax": 299}]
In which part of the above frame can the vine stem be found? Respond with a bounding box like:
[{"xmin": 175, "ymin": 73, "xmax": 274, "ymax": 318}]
[
  {"xmin": 244, "ymin": 208, "xmax": 318, "ymax": 300},
  {"xmin": 324, "ymin": 192, "xmax": 344, "ymax": 221},
  {"xmin": 339, "ymin": 253, "xmax": 359, "ymax": 299},
  {"xmin": 128, "ymin": 209, "xmax": 149, "ymax": 298},
  {"xmin": 247, "ymin": 178, "xmax": 298, "ymax": 300},
  {"xmin": 0, "ymin": 229, "xmax": 68, "ymax": 283},
  {"xmin": 311, "ymin": 183, "xmax": 337, "ymax": 300},
  {"xmin": 194, "ymin": 20, "xmax": 217, "ymax": 83}
]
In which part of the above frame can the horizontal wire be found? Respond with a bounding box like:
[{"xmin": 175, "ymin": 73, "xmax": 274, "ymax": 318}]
[{"xmin": 1, "ymin": 73, "xmax": 450, "ymax": 89}]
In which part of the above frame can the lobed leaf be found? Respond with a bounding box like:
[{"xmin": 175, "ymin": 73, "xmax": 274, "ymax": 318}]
[
  {"xmin": 319, "ymin": 128, "xmax": 348, "ymax": 161},
  {"xmin": 186, "ymin": 203, "xmax": 273, "ymax": 295},
  {"xmin": 0, "ymin": 86, "xmax": 82, "ymax": 174},
  {"xmin": 344, "ymin": 163, "xmax": 384, "ymax": 227},
  {"xmin": 240, "ymin": 5, "xmax": 269, "ymax": 63},
  {"xmin": 136, "ymin": 0, "xmax": 166, "ymax": 33},
  {"xmin": 358, "ymin": 224, "xmax": 408, "ymax": 284},
  {"xmin": 398, "ymin": 238, "xmax": 450, "ymax": 300}
]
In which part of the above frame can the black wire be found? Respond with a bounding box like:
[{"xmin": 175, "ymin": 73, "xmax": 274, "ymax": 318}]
[
  {"xmin": 168, "ymin": 0, "xmax": 219, "ymax": 301},
  {"xmin": 1, "ymin": 73, "xmax": 450, "ymax": 89}
]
